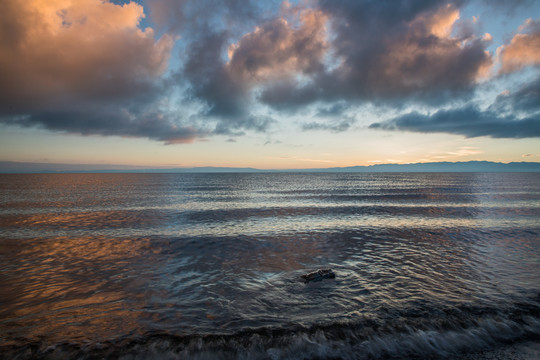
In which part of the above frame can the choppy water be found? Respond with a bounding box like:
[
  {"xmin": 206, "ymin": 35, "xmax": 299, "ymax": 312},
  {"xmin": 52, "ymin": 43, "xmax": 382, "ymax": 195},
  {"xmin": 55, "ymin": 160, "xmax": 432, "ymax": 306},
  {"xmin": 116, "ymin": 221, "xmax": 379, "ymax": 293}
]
[{"xmin": 0, "ymin": 172, "xmax": 539, "ymax": 359}]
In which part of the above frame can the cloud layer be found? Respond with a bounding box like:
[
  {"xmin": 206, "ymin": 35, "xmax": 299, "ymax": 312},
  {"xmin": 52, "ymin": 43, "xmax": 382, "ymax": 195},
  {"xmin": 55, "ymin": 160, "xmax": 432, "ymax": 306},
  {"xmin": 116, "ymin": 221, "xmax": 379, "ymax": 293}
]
[
  {"xmin": 370, "ymin": 75, "xmax": 540, "ymax": 138},
  {"xmin": 0, "ymin": 0, "xmax": 539, "ymax": 142},
  {"xmin": 258, "ymin": 1, "xmax": 492, "ymax": 109},
  {"xmin": 0, "ymin": 0, "xmax": 173, "ymax": 107},
  {"xmin": 0, "ymin": 0, "xmax": 198, "ymax": 143},
  {"xmin": 370, "ymin": 105, "xmax": 540, "ymax": 138}
]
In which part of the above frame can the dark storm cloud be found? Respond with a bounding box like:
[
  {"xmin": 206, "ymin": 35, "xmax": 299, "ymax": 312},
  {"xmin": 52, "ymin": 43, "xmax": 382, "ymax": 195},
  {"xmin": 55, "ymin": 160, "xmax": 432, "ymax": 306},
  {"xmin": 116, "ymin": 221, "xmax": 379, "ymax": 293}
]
[
  {"xmin": 0, "ymin": 0, "xmax": 279, "ymax": 141},
  {"xmin": 177, "ymin": 0, "xmax": 496, "ymax": 138},
  {"xmin": 370, "ymin": 105, "xmax": 540, "ymax": 138},
  {"xmin": 213, "ymin": 114, "xmax": 275, "ymax": 135},
  {"xmin": 504, "ymin": 78, "xmax": 540, "ymax": 112},
  {"xmin": 183, "ymin": 31, "xmax": 246, "ymax": 120},
  {"xmin": 181, "ymin": 5, "xmax": 327, "ymax": 134},
  {"xmin": 1, "ymin": 107, "xmax": 199, "ymax": 144},
  {"xmin": 259, "ymin": 0, "xmax": 491, "ymax": 110},
  {"xmin": 371, "ymin": 74, "xmax": 540, "ymax": 139},
  {"xmin": 258, "ymin": 80, "xmax": 326, "ymax": 110},
  {"xmin": 158, "ymin": 0, "xmax": 288, "ymax": 135},
  {"xmin": 182, "ymin": 31, "xmax": 275, "ymax": 134},
  {"xmin": 492, "ymin": 78, "xmax": 540, "ymax": 114}
]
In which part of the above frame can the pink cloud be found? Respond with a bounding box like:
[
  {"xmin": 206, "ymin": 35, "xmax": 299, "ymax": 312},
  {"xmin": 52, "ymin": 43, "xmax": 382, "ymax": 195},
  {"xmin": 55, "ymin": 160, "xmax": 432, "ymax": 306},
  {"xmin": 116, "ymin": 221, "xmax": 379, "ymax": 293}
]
[
  {"xmin": 0, "ymin": 0, "xmax": 202, "ymax": 144},
  {"xmin": 226, "ymin": 8, "xmax": 329, "ymax": 85},
  {"xmin": 498, "ymin": 18, "xmax": 540, "ymax": 74},
  {"xmin": 0, "ymin": 0, "xmax": 173, "ymax": 110},
  {"xmin": 369, "ymin": 4, "xmax": 492, "ymax": 94}
]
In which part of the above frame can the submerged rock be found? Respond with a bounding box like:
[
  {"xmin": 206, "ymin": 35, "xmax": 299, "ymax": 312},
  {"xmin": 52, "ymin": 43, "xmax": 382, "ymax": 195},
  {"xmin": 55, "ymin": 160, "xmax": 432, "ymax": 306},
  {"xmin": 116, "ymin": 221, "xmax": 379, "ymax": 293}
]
[{"xmin": 301, "ymin": 269, "xmax": 336, "ymax": 283}]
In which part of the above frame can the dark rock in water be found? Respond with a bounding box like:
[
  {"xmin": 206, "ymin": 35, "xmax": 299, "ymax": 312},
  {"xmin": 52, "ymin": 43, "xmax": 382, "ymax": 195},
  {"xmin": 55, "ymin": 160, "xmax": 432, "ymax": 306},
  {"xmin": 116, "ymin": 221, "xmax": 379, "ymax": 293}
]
[{"xmin": 301, "ymin": 269, "xmax": 335, "ymax": 283}]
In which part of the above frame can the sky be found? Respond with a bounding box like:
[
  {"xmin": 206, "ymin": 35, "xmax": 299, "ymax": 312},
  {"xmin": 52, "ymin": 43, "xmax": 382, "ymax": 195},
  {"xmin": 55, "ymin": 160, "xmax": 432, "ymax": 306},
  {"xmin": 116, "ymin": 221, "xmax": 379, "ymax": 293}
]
[{"xmin": 0, "ymin": 0, "xmax": 539, "ymax": 169}]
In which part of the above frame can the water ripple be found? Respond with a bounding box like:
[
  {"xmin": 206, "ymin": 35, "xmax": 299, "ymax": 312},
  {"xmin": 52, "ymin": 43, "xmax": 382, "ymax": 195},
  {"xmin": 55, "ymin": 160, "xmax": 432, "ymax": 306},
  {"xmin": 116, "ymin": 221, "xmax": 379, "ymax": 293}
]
[{"xmin": 0, "ymin": 173, "xmax": 539, "ymax": 358}]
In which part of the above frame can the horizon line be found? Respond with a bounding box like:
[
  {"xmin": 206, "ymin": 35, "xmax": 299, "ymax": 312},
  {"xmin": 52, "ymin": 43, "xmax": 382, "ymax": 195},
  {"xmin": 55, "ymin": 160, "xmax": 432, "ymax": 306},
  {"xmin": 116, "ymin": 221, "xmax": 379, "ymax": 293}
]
[{"xmin": 1, "ymin": 160, "xmax": 540, "ymax": 173}]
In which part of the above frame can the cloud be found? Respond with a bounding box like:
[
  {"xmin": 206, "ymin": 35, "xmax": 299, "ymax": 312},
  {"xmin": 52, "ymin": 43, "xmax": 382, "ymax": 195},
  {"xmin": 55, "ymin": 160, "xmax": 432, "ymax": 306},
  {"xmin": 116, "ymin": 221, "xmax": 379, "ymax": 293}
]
[
  {"xmin": 0, "ymin": 0, "xmax": 536, "ymax": 142},
  {"xmin": 1, "ymin": 109, "xmax": 199, "ymax": 144},
  {"xmin": 146, "ymin": 0, "xmax": 261, "ymax": 35},
  {"xmin": 258, "ymin": 1, "xmax": 492, "ymax": 110},
  {"xmin": 0, "ymin": 0, "xmax": 173, "ymax": 109},
  {"xmin": 265, "ymin": 155, "xmax": 336, "ymax": 163},
  {"xmin": 370, "ymin": 104, "xmax": 540, "ymax": 138},
  {"xmin": 301, "ymin": 119, "xmax": 355, "ymax": 133},
  {"xmin": 145, "ymin": 0, "xmax": 189, "ymax": 34},
  {"xmin": 183, "ymin": 31, "xmax": 245, "ymax": 120},
  {"xmin": 315, "ymin": 103, "xmax": 350, "ymax": 117},
  {"xmin": 301, "ymin": 102, "xmax": 355, "ymax": 132},
  {"xmin": 227, "ymin": 8, "xmax": 328, "ymax": 83},
  {"xmin": 182, "ymin": 7, "xmax": 328, "ymax": 134},
  {"xmin": 371, "ymin": 71, "xmax": 540, "ymax": 139},
  {"xmin": 428, "ymin": 146, "xmax": 483, "ymax": 159},
  {"xmin": 0, "ymin": 0, "xmax": 199, "ymax": 143},
  {"xmin": 497, "ymin": 18, "xmax": 540, "ymax": 74},
  {"xmin": 491, "ymin": 77, "xmax": 540, "ymax": 114}
]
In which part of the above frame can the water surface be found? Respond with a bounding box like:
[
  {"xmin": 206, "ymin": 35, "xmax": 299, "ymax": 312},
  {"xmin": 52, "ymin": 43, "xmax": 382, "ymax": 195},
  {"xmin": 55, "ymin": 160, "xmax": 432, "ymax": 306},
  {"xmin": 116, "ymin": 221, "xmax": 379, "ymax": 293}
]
[{"xmin": 0, "ymin": 173, "xmax": 539, "ymax": 359}]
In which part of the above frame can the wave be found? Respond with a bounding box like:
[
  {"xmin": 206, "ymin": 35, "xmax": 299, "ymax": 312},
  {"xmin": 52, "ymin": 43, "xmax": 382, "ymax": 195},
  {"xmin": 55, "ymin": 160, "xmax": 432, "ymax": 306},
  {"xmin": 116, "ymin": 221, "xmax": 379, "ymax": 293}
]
[
  {"xmin": 3, "ymin": 204, "xmax": 539, "ymax": 229},
  {"xmin": 3, "ymin": 303, "xmax": 538, "ymax": 360}
]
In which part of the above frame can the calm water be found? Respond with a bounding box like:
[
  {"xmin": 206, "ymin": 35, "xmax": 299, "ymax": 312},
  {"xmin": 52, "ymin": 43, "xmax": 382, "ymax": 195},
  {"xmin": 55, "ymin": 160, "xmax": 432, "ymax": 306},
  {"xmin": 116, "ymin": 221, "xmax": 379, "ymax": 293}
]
[{"xmin": 0, "ymin": 173, "xmax": 539, "ymax": 359}]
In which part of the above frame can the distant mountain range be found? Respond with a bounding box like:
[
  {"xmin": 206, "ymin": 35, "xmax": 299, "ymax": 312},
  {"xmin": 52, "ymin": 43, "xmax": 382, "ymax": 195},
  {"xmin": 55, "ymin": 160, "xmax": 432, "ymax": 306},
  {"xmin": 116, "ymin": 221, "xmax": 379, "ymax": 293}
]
[
  {"xmin": 304, "ymin": 161, "xmax": 540, "ymax": 173},
  {"xmin": 1, "ymin": 160, "xmax": 540, "ymax": 173}
]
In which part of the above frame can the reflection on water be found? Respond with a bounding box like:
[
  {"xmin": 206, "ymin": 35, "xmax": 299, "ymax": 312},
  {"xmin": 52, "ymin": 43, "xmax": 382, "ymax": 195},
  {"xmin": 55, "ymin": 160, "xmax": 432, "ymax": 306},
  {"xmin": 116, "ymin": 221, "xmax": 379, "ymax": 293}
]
[
  {"xmin": 0, "ymin": 235, "xmax": 162, "ymax": 344},
  {"xmin": 0, "ymin": 173, "xmax": 539, "ymax": 357}
]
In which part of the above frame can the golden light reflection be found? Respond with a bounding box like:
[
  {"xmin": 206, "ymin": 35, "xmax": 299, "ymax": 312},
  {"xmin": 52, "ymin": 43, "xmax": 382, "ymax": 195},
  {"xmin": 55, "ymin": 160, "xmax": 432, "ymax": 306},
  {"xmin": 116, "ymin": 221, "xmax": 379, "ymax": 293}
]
[
  {"xmin": 0, "ymin": 235, "xmax": 163, "ymax": 344},
  {"xmin": 2, "ymin": 210, "xmax": 163, "ymax": 230}
]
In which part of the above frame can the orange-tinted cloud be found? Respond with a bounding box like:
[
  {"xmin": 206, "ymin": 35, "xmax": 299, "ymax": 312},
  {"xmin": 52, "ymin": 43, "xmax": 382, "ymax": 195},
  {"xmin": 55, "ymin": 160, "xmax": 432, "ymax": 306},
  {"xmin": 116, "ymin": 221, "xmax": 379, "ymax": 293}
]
[
  {"xmin": 227, "ymin": 8, "xmax": 328, "ymax": 83},
  {"xmin": 376, "ymin": 4, "xmax": 491, "ymax": 93},
  {"xmin": 259, "ymin": 2, "xmax": 492, "ymax": 109},
  {"xmin": 182, "ymin": 7, "xmax": 328, "ymax": 134},
  {"xmin": 498, "ymin": 18, "xmax": 540, "ymax": 74},
  {"xmin": 412, "ymin": 3, "xmax": 461, "ymax": 38},
  {"xmin": 0, "ymin": 0, "xmax": 173, "ymax": 109},
  {"xmin": 0, "ymin": 0, "xmax": 200, "ymax": 143},
  {"xmin": 1, "ymin": 0, "xmax": 537, "ymax": 143}
]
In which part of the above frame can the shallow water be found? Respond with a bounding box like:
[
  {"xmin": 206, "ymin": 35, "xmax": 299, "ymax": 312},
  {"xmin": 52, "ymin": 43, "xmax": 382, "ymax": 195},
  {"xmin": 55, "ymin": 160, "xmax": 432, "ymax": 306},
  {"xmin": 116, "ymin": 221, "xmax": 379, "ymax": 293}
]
[{"xmin": 0, "ymin": 173, "xmax": 539, "ymax": 359}]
